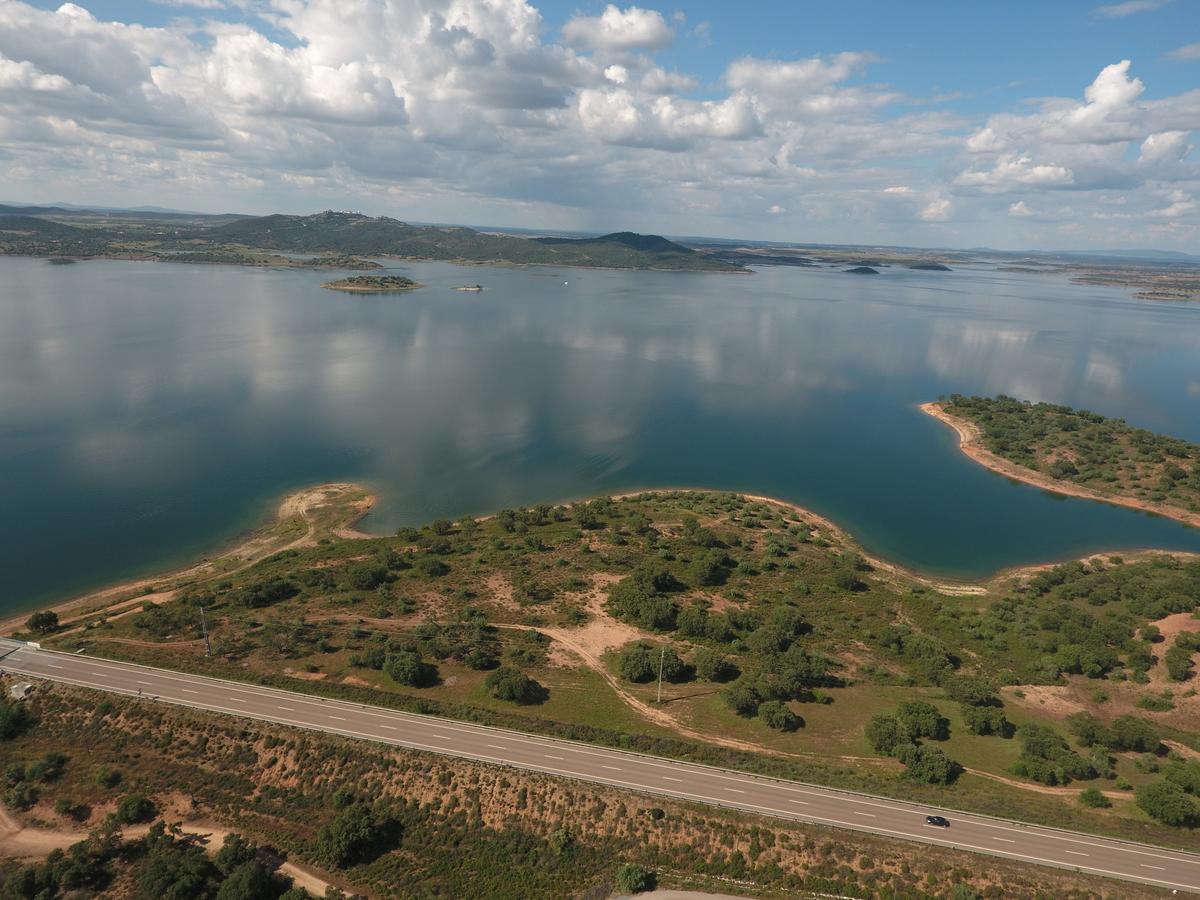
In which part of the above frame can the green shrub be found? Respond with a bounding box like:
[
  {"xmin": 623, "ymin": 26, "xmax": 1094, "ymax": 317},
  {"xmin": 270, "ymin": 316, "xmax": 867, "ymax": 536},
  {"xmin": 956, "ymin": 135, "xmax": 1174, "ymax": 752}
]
[
  {"xmin": 1079, "ymin": 788, "xmax": 1111, "ymax": 808},
  {"xmin": 484, "ymin": 667, "xmax": 544, "ymax": 704},
  {"xmin": 614, "ymin": 863, "xmax": 656, "ymax": 893},
  {"xmin": 115, "ymin": 794, "xmax": 156, "ymax": 824},
  {"xmin": 758, "ymin": 700, "xmax": 800, "ymax": 731}
]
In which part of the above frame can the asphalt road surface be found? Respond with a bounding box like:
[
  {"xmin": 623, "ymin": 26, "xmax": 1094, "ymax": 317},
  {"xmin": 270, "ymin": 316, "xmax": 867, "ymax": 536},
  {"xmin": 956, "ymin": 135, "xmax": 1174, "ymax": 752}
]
[{"xmin": 2, "ymin": 638, "xmax": 1198, "ymax": 893}]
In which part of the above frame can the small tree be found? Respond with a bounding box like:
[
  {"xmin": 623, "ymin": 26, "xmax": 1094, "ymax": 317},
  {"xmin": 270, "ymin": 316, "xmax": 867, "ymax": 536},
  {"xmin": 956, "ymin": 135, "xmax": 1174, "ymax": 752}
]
[
  {"xmin": 317, "ymin": 804, "xmax": 377, "ymax": 868},
  {"xmin": 215, "ymin": 833, "xmax": 258, "ymax": 875},
  {"xmin": 618, "ymin": 643, "xmax": 657, "ymax": 683},
  {"xmin": 485, "ymin": 667, "xmax": 544, "ymax": 704},
  {"xmin": 115, "ymin": 794, "xmax": 155, "ymax": 824},
  {"xmin": 214, "ymin": 861, "xmax": 273, "ymax": 900},
  {"xmin": 758, "ymin": 700, "xmax": 800, "ymax": 731},
  {"xmin": 25, "ymin": 611, "xmax": 59, "ymax": 634},
  {"xmin": 1079, "ymin": 788, "xmax": 1111, "ymax": 808},
  {"xmin": 693, "ymin": 648, "xmax": 738, "ymax": 683},
  {"xmin": 897, "ymin": 701, "xmax": 950, "ymax": 741},
  {"xmin": 614, "ymin": 863, "xmax": 656, "ymax": 894},
  {"xmin": 896, "ymin": 744, "xmax": 961, "ymax": 784},
  {"xmin": 720, "ymin": 680, "xmax": 761, "ymax": 717},
  {"xmin": 865, "ymin": 715, "xmax": 903, "ymax": 755},
  {"xmin": 0, "ymin": 702, "xmax": 32, "ymax": 741},
  {"xmin": 384, "ymin": 650, "xmax": 437, "ymax": 688}
]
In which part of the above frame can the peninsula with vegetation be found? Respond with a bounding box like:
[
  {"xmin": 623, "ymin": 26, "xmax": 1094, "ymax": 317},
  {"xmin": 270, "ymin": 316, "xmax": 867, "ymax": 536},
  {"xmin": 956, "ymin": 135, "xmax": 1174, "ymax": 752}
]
[
  {"xmin": 321, "ymin": 274, "xmax": 421, "ymax": 293},
  {"xmin": 925, "ymin": 395, "xmax": 1200, "ymax": 527}
]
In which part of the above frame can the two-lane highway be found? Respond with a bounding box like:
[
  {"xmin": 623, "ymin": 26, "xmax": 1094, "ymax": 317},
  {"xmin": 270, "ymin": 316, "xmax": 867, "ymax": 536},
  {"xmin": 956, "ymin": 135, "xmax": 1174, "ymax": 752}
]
[{"xmin": 2, "ymin": 638, "xmax": 1198, "ymax": 893}]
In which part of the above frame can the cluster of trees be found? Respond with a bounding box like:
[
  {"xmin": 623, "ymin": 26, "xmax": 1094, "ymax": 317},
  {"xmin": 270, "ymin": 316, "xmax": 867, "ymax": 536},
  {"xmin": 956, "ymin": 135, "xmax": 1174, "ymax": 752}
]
[
  {"xmin": 1165, "ymin": 632, "xmax": 1199, "ymax": 682},
  {"xmin": 1009, "ymin": 723, "xmax": 1100, "ymax": 786},
  {"xmin": 232, "ymin": 578, "xmax": 300, "ymax": 610},
  {"xmin": 2, "ymin": 821, "xmax": 307, "ymax": 900},
  {"xmin": 865, "ymin": 702, "xmax": 960, "ymax": 784},
  {"xmin": 1064, "ymin": 712, "xmax": 1160, "ymax": 753},
  {"xmin": 944, "ymin": 676, "xmax": 1013, "ymax": 737},
  {"xmin": 720, "ymin": 642, "xmax": 831, "ymax": 727},
  {"xmin": 606, "ymin": 567, "xmax": 685, "ymax": 631},
  {"xmin": 1136, "ymin": 763, "xmax": 1200, "ymax": 827},
  {"xmin": 411, "ymin": 609, "xmax": 502, "ymax": 670},
  {"xmin": 3, "ymin": 751, "xmax": 66, "ymax": 811},
  {"xmin": 942, "ymin": 395, "xmax": 1200, "ymax": 508},
  {"xmin": 878, "ymin": 626, "xmax": 956, "ymax": 683}
]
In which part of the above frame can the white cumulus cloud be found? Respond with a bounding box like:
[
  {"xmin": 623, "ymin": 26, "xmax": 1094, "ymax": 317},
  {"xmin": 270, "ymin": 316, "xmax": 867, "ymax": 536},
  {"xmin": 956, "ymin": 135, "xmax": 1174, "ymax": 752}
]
[{"xmin": 562, "ymin": 5, "xmax": 674, "ymax": 53}]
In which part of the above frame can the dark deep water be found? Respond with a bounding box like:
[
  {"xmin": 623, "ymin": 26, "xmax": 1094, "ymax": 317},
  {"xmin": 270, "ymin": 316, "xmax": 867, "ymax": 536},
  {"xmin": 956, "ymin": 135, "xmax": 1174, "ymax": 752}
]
[{"xmin": 3, "ymin": 256, "xmax": 1200, "ymax": 611}]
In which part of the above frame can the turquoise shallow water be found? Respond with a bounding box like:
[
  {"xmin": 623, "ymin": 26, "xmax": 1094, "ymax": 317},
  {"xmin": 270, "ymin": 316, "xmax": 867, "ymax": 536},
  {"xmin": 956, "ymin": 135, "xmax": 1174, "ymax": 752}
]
[{"xmin": 2, "ymin": 256, "xmax": 1200, "ymax": 611}]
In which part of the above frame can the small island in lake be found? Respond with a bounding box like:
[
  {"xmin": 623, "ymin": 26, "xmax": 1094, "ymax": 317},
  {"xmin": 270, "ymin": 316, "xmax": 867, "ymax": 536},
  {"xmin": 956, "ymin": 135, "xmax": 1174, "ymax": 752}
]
[
  {"xmin": 908, "ymin": 262, "xmax": 951, "ymax": 271},
  {"xmin": 321, "ymin": 274, "xmax": 422, "ymax": 293},
  {"xmin": 845, "ymin": 266, "xmax": 880, "ymax": 275}
]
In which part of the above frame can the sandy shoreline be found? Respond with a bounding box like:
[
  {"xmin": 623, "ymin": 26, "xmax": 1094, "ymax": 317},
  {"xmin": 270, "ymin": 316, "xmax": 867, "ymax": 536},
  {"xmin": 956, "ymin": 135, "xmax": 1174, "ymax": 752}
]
[
  {"xmin": 0, "ymin": 483, "xmax": 373, "ymax": 637},
  {"xmin": 920, "ymin": 401, "xmax": 1200, "ymax": 531}
]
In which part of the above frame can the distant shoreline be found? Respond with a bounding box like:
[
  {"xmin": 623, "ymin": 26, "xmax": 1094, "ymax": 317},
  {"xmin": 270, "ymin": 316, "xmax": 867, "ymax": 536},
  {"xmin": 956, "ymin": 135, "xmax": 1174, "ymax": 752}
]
[{"xmin": 920, "ymin": 401, "xmax": 1200, "ymax": 530}]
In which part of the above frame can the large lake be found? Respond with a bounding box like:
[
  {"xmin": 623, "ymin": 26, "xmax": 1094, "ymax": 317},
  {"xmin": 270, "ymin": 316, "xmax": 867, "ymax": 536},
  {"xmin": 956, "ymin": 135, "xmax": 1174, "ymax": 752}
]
[{"xmin": 3, "ymin": 256, "xmax": 1200, "ymax": 611}]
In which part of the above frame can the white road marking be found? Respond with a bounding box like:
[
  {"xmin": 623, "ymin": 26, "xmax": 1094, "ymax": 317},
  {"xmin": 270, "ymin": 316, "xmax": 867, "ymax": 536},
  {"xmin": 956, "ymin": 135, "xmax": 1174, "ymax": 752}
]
[
  {"xmin": 46, "ymin": 664, "xmax": 63, "ymax": 669},
  {"xmin": 278, "ymin": 706, "xmax": 293, "ymax": 711},
  {"xmin": 181, "ymin": 689, "xmax": 198, "ymax": 694},
  {"xmin": 993, "ymin": 838, "xmax": 1016, "ymax": 844},
  {"xmin": 602, "ymin": 766, "xmax": 621, "ymax": 771},
  {"xmin": 854, "ymin": 812, "xmax": 877, "ymax": 818},
  {"xmin": 328, "ymin": 716, "xmax": 346, "ymax": 721},
  {"xmin": 379, "ymin": 724, "xmax": 397, "ymax": 730},
  {"xmin": 137, "ymin": 680, "xmax": 153, "ymax": 686},
  {"xmin": 487, "ymin": 745, "xmax": 508, "ymax": 751},
  {"xmin": 1066, "ymin": 851, "xmax": 1089, "ymax": 857},
  {"xmin": 544, "ymin": 754, "xmax": 564, "ymax": 760},
  {"xmin": 663, "ymin": 776, "xmax": 682, "ymax": 783},
  {"xmin": 790, "ymin": 799, "xmax": 809, "ymax": 805},
  {"xmin": 1142, "ymin": 865, "xmax": 1166, "ymax": 871},
  {"xmin": 726, "ymin": 788, "xmax": 745, "ymax": 794}
]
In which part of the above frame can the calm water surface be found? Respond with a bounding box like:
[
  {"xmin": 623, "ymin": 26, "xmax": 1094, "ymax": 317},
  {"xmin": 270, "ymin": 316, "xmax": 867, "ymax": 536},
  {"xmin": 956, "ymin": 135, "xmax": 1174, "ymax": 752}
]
[{"xmin": 3, "ymin": 256, "xmax": 1200, "ymax": 610}]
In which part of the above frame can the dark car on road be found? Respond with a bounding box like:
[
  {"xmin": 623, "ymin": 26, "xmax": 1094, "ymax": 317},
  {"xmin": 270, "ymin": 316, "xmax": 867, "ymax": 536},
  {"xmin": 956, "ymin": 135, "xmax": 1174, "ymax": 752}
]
[{"xmin": 925, "ymin": 815, "xmax": 950, "ymax": 827}]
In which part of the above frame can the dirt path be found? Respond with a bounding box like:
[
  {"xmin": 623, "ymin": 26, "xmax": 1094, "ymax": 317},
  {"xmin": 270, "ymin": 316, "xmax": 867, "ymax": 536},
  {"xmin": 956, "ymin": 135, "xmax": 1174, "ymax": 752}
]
[
  {"xmin": 0, "ymin": 806, "xmax": 336, "ymax": 895},
  {"xmin": 921, "ymin": 402, "xmax": 1200, "ymax": 530},
  {"xmin": 2, "ymin": 483, "xmax": 373, "ymax": 638},
  {"xmin": 963, "ymin": 768, "xmax": 1131, "ymax": 800}
]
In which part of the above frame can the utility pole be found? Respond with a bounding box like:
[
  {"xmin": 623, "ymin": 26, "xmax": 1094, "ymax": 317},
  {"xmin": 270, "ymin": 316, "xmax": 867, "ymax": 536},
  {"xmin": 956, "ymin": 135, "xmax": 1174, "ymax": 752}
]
[
  {"xmin": 200, "ymin": 606, "xmax": 211, "ymax": 657},
  {"xmin": 656, "ymin": 646, "xmax": 665, "ymax": 704}
]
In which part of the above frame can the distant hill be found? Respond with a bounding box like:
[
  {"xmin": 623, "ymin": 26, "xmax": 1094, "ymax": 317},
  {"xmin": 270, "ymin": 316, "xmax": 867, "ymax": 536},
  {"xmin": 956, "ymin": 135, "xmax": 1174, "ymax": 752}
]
[
  {"xmin": 210, "ymin": 212, "xmax": 742, "ymax": 272},
  {"xmin": 0, "ymin": 204, "xmax": 80, "ymax": 216}
]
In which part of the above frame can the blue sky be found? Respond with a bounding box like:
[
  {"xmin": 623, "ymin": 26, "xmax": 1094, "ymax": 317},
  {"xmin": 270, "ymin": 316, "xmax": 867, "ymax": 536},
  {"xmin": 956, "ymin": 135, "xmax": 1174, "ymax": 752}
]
[{"xmin": 5, "ymin": 0, "xmax": 1199, "ymax": 248}]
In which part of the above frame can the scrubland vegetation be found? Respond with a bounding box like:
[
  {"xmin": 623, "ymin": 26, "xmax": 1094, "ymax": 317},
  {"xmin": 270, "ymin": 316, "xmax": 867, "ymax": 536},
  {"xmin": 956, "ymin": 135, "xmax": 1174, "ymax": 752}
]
[
  {"xmin": 940, "ymin": 394, "xmax": 1200, "ymax": 519},
  {"xmin": 22, "ymin": 488, "xmax": 1196, "ymax": 850}
]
